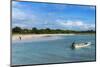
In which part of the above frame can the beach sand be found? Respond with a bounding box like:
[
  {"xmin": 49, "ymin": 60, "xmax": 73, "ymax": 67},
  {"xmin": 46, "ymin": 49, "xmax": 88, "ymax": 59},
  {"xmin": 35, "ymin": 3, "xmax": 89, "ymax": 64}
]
[{"xmin": 12, "ymin": 34, "xmax": 75, "ymax": 41}]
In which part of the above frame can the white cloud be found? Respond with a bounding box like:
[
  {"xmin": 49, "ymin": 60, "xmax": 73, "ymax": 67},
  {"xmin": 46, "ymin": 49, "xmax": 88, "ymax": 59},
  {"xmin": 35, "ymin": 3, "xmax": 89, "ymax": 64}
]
[
  {"xmin": 12, "ymin": 23, "xmax": 28, "ymax": 28},
  {"xmin": 12, "ymin": 8, "xmax": 26, "ymax": 20},
  {"xmin": 60, "ymin": 20, "xmax": 84, "ymax": 26},
  {"xmin": 57, "ymin": 19, "xmax": 95, "ymax": 30},
  {"xmin": 12, "ymin": 1, "xmax": 27, "ymax": 20},
  {"xmin": 12, "ymin": 2, "xmax": 37, "ymax": 27}
]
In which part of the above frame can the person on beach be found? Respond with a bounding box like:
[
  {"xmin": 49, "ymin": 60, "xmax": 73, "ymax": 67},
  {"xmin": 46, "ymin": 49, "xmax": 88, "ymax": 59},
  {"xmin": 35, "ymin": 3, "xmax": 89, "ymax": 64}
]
[{"xmin": 19, "ymin": 36, "xmax": 21, "ymax": 40}]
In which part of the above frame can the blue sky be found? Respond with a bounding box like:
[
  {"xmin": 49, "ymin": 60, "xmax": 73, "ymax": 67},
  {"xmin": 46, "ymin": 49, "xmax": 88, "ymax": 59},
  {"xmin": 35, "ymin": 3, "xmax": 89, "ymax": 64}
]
[{"xmin": 12, "ymin": 1, "xmax": 96, "ymax": 30}]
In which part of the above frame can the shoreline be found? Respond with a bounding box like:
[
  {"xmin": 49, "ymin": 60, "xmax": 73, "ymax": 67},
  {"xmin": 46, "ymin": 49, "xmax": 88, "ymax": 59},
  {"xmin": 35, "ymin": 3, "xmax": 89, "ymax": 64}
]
[
  {"xmin": 12, "ymin": 33, "xmax": 95, "ymax": 41},
  {"xmin": 12, "ymin": 34, "xmax": 75, "ymax": 41}
]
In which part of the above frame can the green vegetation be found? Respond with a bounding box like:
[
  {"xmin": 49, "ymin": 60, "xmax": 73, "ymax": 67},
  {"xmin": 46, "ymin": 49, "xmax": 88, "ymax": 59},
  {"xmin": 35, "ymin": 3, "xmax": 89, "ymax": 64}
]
[{"xmin": 12, "ymin": 26, "xmax": 95, "ymax": 34}]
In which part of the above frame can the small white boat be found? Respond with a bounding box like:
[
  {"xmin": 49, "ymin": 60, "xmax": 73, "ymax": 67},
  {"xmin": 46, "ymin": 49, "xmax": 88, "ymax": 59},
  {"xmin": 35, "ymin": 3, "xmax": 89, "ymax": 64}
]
[{"xmin": 72, "ymin": 42, "xmax": 91, "ymax": 49}]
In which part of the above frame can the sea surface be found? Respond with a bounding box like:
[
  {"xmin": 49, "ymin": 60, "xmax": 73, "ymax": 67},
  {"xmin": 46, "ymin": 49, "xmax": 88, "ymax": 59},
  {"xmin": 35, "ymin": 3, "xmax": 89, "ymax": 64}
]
[{"xmin": 12, "ymin": 34, "xmax": 96, "ymax": 65}]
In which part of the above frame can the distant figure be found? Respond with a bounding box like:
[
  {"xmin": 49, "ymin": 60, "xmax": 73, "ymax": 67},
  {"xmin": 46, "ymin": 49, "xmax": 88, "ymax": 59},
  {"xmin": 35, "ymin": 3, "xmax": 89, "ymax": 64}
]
[
  {"xmin": 72, "ymin": 41, "xmax": 75, "ymax": 45},
  {"xmin": 71, "ymin": 41, "xmax": 75, "ymax": 49},
  {"xmin": 19, "ymin": 36, "xmax": 21, "ymax": 40}
]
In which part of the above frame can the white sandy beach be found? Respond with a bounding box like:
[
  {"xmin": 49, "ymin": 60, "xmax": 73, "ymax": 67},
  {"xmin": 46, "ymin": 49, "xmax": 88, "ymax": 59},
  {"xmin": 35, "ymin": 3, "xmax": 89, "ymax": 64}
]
[{"xmin": 12, "ymin": 34, "xmax": 75, "ymax": 41}]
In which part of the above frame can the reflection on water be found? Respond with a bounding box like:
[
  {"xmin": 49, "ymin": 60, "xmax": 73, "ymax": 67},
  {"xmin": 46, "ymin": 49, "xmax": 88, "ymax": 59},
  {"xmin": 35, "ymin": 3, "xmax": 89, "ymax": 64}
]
[{"xmin": 12, "ymin": 34, "xmax": 96, "ymax": 65}]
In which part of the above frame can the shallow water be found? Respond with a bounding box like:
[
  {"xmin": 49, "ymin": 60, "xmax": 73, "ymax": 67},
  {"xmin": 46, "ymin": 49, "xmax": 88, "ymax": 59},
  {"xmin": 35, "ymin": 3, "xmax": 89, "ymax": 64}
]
[{"xmin": 12, "ymin": 34, "xmax": 96, "ymax": 65}]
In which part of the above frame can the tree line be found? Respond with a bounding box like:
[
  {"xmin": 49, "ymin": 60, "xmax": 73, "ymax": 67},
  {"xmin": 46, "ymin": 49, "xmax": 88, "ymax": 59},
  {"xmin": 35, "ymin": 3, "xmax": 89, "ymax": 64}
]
[{"xmin": 12, "ymin": 26, "xmax": 95, "ymax": 34}]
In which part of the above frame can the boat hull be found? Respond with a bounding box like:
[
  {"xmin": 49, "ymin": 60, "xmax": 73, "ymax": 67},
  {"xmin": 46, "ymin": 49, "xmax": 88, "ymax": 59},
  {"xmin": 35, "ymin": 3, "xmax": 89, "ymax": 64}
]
[{"xmin": 72, "ymin": 42, "xmax": 91, "ymax": 49}]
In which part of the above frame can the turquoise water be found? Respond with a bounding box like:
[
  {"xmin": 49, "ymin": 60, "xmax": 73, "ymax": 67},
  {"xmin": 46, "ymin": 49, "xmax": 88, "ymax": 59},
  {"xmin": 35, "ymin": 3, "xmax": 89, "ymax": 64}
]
[{"xmin": 12, "ymin": 34, "xmax": 96, "ymax": 65}]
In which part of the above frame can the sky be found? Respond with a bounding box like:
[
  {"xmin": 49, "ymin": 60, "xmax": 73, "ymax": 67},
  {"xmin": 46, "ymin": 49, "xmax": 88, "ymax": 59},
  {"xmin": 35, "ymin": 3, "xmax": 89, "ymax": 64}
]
[{"xmin": 12, "ymin": 1, "xmax": 96, "ymax": 30}]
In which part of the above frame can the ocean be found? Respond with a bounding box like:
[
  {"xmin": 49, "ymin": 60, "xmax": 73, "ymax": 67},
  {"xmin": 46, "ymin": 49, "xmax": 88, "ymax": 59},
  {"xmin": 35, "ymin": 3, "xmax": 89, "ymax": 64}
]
[{"xmin": 12, "ymin": 34, "xmax": 96, "ymax": 65}]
